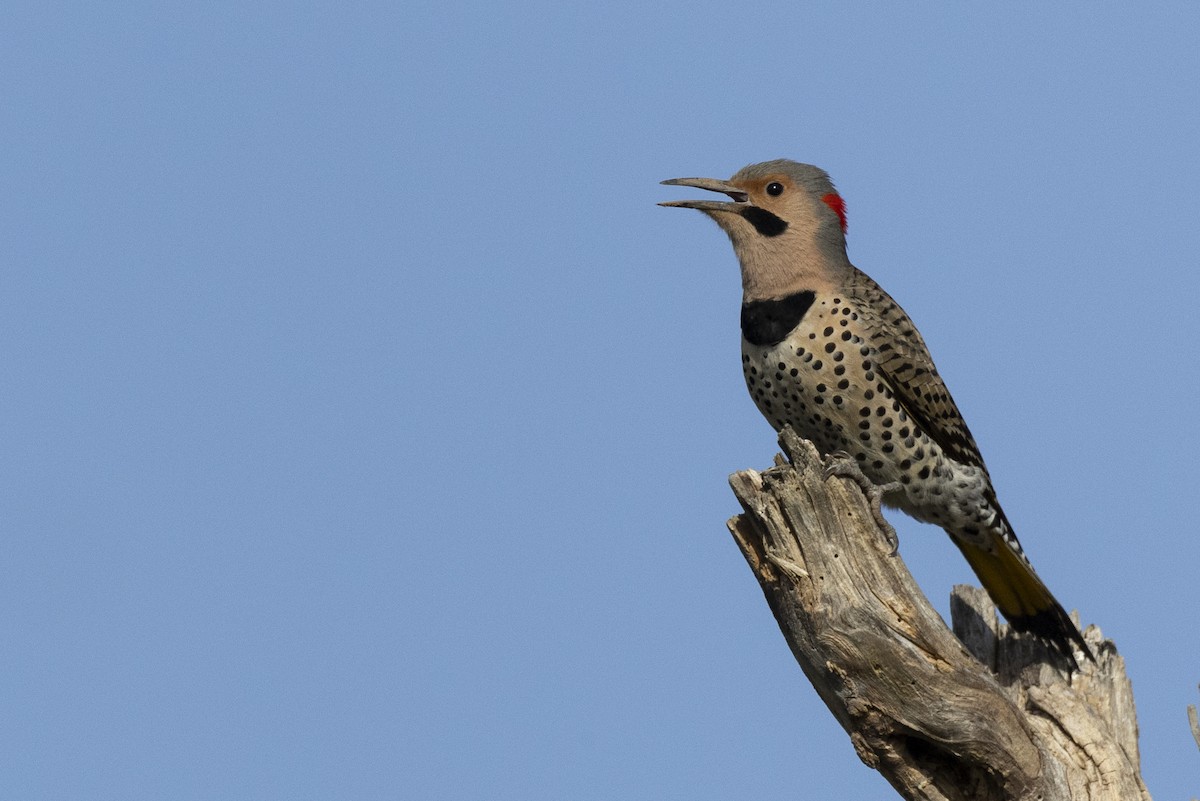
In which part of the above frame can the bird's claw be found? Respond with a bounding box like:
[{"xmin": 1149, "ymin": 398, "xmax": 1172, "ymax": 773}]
[{"xmin": 823, "ymin": 453, "xmax": 901, "ymax": 554}]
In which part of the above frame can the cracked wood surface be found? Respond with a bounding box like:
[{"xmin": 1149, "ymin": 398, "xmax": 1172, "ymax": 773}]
[{"xmin": 727, "ymin": 427, "xmax": 1149, "ymax": 801}]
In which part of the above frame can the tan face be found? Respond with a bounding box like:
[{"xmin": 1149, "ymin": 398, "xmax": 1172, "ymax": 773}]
[
  {"xmin": 661, "ymin": 168, "xmax": 846, "ymax": 242},
  {"xmin": 661, "ymin": 162, "xmax": 852, "ymax": 300}
]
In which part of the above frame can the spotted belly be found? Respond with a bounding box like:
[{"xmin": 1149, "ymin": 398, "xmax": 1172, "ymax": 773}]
[{"xmin": 739, "ymin": 305, "xmax": 996, "ymax": 546}]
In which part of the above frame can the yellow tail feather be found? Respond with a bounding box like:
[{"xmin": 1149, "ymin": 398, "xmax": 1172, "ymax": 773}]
[{"xmin": 953, "ymin": 532, "xmax": 1091, "ymax": 668}]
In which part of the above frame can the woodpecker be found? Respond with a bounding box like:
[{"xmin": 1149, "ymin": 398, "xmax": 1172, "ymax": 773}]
[{"xmin": 661, "ymin": 159, "xmax": 1090, "ymax": 669}]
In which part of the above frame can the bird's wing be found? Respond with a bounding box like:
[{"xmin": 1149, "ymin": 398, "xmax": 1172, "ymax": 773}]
[{"xmin": 844, "ymin": 269, "xmax": 987, "ymax": 471}]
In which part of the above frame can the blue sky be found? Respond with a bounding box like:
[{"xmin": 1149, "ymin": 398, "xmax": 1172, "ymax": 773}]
[{"xmin": 3, "ymin": 3, "xmax": 1198, "ymax": 799}]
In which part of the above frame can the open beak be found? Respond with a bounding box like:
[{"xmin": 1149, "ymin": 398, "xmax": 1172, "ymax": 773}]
[{"xmin": 659, "ymin": 177, "xmax": 749, "ymax": 211}]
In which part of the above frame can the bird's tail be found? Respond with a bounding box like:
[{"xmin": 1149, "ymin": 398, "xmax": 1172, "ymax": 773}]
[{"xmin": 953, "ymin": 529, "xmax": 1092, "ymax": 670}]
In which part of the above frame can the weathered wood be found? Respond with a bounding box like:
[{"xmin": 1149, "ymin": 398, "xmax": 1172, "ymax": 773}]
[
  {"xmin": 727, "ymin": 427, "xmax": 1149, "ymax": 801},
  {"xmin": 1190, "ymin": 692, "xmax": 1200, "ymax": 753}
]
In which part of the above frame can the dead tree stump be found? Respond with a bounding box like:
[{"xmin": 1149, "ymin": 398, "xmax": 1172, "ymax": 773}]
[{"xmin": 726, "ymin": 427, "xmax": 1148, "ymax": 801}]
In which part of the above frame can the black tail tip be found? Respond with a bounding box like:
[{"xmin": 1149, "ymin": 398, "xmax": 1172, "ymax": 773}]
[{"xmin": 1008, "ymin": 607, "xmax": 1094, "ymax": 672}]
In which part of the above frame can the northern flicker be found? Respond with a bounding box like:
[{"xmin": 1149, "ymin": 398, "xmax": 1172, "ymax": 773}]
[{"xmin": 661, "ymin": 159, "xmax": 1090, "ymax": 669}]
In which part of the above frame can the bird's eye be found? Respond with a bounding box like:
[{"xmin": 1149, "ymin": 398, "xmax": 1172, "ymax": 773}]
[{"xmin": 766, "ymin": 182, "xmax": 784, "ymax": 197}]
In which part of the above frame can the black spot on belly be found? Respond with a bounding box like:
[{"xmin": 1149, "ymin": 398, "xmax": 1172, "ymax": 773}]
[
  {"xmin": 740, "ymin": 207, "xmax": 788, "ymax": 237},
  {"xmin": 741, "ymin": 291, "xmax": 816, "ymax": 346}
]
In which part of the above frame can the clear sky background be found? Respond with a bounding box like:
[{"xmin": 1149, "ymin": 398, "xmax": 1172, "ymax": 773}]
[{"xmin": 3, "ymin": 3, "xmax": 1198, "ymax": 799}]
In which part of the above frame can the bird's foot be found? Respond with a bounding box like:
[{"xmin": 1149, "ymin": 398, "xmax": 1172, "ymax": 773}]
[{"xmin": 823, "ymin": 452, "xmax": 901, "ymax": 554}]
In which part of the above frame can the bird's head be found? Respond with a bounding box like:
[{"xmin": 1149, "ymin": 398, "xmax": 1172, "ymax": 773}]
[{"xmin": 660, "ymin": 159, "xmax": 852, "ymax": 300}]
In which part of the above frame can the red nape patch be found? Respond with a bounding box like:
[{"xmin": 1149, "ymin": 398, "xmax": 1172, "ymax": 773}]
[{"xmin": 821, "ymin": 192, "xmax": 847, "ymax": 233}]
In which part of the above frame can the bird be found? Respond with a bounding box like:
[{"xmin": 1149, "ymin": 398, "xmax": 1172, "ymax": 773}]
[{"xmin": 660, "ymin": 159, "xmax": 1090, "ymax": 669}]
